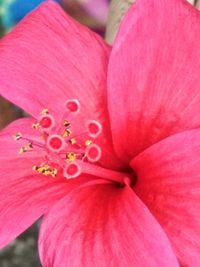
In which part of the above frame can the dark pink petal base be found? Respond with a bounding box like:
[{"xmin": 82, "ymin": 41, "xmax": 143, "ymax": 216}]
[
  {"xmin": 132, "ymin": 129, "xmax": 200, "ymax": 266},
  {"xmin": 39, "ymin": 184, "xmax": 179, "ymax": 267}
]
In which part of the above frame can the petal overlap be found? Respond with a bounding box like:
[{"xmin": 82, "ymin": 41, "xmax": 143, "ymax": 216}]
[
  {"xmin": 0, "ymin": 119, "xmax": 92, "ymax": 248},
  {"xmin": 0, "ymin": 0, "xmax": 199, "ymax": 266},
  {"xmin": 0, "ymin": 1, "xmax": 109, "ymax": 120},
  {"xmin": 39, "ymin": 184, "xmax": 179, "ymax": 267},
  {"xmin": 108, "ymin": 0, "xmax": 200, "ymax": 161},
  {"xmin": 0, "ymin": 1, "xmax": 122, "ymax": 169},
  {"xmin": 132, "ymin": 129, "xmax": 200, "ymax": 266}
]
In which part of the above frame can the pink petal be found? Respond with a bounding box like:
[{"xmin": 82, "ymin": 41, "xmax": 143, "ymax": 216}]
[
  {"xmin": 108, "ymin": 0, "xmax": 200, "ymax": 161},
  {"xmin": 131, "ymin": 129, "xmax": 200, "ymax": 266},
  {"xmin": 0, "ymin": 1, "xmax": 121, "ymax": 169},
  {"xmin": 39, "ymin": 184, "xmax": 179, "ymax": 267},
  {"xmin": 0, "ymin": 119, "xmax": 92, "ymax": 248},
  {"xmin": 0, "ymin": 1, "xmax": 109, "ymax": 119}
]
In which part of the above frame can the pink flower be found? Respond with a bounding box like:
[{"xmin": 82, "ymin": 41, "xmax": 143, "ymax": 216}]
[{"xmin": 0, "ymin": 0, "xmax": 200, "ymax": 266}]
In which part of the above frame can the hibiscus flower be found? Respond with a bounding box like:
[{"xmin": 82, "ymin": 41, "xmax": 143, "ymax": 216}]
[{"xmin": 0, "ymin": 0, "xmax": 200, "ymax": 266}]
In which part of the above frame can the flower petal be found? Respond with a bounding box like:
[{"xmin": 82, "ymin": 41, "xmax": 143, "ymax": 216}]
[
  {"xmin": 0, "ymin": 1, "xmax": 122, "ymax": 169},
  {"xmin": 108, "ymin": 0, "xmax": 200, "ymax": 161},
  {"xmin": 131, "ymin": 129, "xmax": 200, "ymax": 266},
  {"xmin": 0, "ymin": 1, "xmax": 109, "ymax": 119},
  {"xmin": 0, "ymin": 119, "xmax": 91, "ymax": 248},
  {"xmin": 39, "ymin": 184, "xmax": 179, "ymax": 267}
]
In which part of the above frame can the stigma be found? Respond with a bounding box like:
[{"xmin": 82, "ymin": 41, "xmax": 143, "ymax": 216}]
[
  {"xmin": 14, "ymin": 99, "xmax": 130, "ymax": 186},
  {"xmin": 14, "ymin": 99, "xmax": 102, "ymax": 179}
]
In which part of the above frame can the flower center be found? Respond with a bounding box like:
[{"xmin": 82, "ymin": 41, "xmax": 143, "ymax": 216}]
[{"xmin": 14, "ymin": 99, "xmax": 131, "ymax": 186}]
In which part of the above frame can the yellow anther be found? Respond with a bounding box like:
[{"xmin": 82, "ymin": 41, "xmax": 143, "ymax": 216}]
[
  {"xmin": 41, "ymin": 108, "xmax": 49, "ymax": 115},
  {"xmin": 52, "ymin": 168, "xmax": 58, "ymax": 177},
  {"xmin": 63, "ymin": 129, "xmax": 71, "ymax": 138},
  {"xmin": 33, "ymin": 165, "xmax": 37, "ymax": 171},
  {"xmin": 66, "ymin": 152, "xmax": 76, "ymax": 162},
  {"xmin": 85, "ymin": 140, "xmax": 93, "ymax": 146},
  {"xmin": 69, "ymin": 138, "xmax": 76, "ymax": 145},
  {"xmin": 63, "ymin": 120, "xmax": 70, "ymax": 127},
  {"xmin": 19, "ymin": 143, "xmax": 33, "ymax": 154},
  {"xmin": 13, "ymin": 132, "xmax": 22, "ymax": 141},
  {"xmin": 33, "ymin": 163, "xmax": 58, "ymax": 177},
  {"xmin": 32, "ymin": 122, "xmax": 40, "ymax": 129},
  {"xmin": 19, "ymin": 147, "xmax": 26, "ymax": 154}
]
